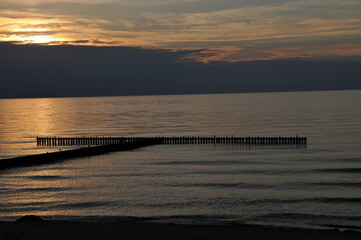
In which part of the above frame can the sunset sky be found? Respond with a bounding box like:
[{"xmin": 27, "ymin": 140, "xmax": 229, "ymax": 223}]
[
  {"xmin": 1, "ymin": 0, "xmax": 361, "ymax": 62},
  {"xmin": 0, "ymin": 0, "xmax": 360, "ymax": 98}
]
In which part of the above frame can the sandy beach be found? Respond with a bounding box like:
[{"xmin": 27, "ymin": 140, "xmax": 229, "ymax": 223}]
[{"xmin": 1, "ymin": 217, "xmax": 361, "ymax": 240}]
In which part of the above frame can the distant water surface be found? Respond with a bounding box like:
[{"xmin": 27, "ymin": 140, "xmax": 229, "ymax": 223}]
[{"xmin": 0, "ymin": 90, "xmax": 360, "ymax": 229}]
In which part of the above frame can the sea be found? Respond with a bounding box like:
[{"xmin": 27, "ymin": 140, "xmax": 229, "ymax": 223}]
[{"xmin": 0, "ymin": 90, "xmax": 360, "ymax": 230}]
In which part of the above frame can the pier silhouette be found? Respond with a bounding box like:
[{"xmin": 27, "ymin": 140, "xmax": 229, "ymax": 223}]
[
  {"xmin": 36, "ymin": 136, "xmax": 307, "ymax": 146},
  {"xmin": 0, "ymin": 136, "xmax": 307, "ymax": 170}
]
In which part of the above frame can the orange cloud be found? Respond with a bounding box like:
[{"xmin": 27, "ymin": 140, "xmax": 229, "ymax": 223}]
[
  {"xmin": 183, "ymin": 46, "xmax": 243, "ymax": 63},
  {"xmin": 263, "ymin": 44, "xmax": 361, "ymax": 60}
]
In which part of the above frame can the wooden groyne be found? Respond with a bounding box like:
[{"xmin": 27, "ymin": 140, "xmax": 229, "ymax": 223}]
[
  {"xmin": 0, "ymin": 139, "xmax": 159, "ymax": 170},
  {"xmin": 36, "ymin": 136, "xmax": 307, "ymax": 146},
  {"xmin": 1, "ymin": 136, "xmax": 307, "ymax": 171}
]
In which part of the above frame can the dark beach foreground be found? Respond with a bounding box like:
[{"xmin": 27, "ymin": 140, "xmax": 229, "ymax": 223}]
[{"xmin": 1, "ymin": 216, "xmax": 360, "ymax": 240}]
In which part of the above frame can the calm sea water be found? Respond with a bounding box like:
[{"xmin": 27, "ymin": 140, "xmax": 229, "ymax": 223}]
[{"xmin": 0, "ymin": 90, "xmax": 360, "ymax": 229}]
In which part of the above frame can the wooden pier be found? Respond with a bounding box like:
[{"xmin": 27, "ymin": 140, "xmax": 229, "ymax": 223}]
[
  {"xmin": 0, "ymin": 139, "xmax": 160, "ymax": 170},
  {"xmin": 36, "ymin": 136, "xmax": 307, "ymax": 146},
  {"xmin": 0, "ymin": 136, "xmax": 307, "ymax": 171}
]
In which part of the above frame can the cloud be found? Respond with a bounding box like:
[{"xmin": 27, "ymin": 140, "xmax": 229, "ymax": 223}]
[
  {"xmin": 0, "ymin": 0, "xmax": 360, "ymax": 61},
  {"xmin": 183, "ymin": 46, "xmax": 243, "ymax": 63}
]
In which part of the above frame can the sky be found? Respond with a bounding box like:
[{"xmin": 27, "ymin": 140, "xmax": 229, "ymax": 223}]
[
  {"xmin": 1, "ymin": 0, "xmax": 361, "ymax": 62},
  {"xmin": 0, "ymin": 0, "xmax": 360, "ymax": 98}
]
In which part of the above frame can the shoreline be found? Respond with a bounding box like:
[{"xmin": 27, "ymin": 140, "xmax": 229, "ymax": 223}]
[
  {"xmin": 1, "ymin": 217, "xmax": 361, "ymax": 240},
  {"xmin": 2, "ymin": 214, "xmax": 360, "ymax": 231}
]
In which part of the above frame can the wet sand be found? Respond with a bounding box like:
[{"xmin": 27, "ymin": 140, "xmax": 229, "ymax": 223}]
[{"xmin": 1, "ymin": 218, "xmax": 360, "ymax": 240}]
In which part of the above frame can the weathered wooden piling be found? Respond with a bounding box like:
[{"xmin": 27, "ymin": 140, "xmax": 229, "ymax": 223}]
[
  {"xmin": 0, "ymin": 136, "xmax": 307, "ymax": 171},
  {"xmin": 0, "ymin": 138, "xmax": 161, "ymax": 170},
  {"xmin": 36, "ymin": 136, "xmax": 307, "ymax": 146}
]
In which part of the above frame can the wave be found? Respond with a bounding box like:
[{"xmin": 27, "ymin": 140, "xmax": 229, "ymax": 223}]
[
  {"xmin": 255, "ymin": 213, "xmax": 361, "ymax": 222},
  {"xmin": 150, "ymin": 160, "xmax": 273, "ymax": 166},
  {"xmin": 307, "ymin": 182, "xmax": 361, "ymax": 188},
  {"xmin": 245, "ymin": 197, "xmax": 361, "ymax": 205},
  {"xmin": 294, "ymin": 157, "xmax": 361, "ymax": 163},
  {"xmin": 54, "ymin": 201, "xmax": 112, "ymax": 209},
  {"xmin": 181, "ymin": 167, "xmax": 361, "ymax": 176},
  {"xmin": 276, "ymin": 181, "xmax": 361, "ymax": 189},
  {"xmin": 0, "ymin": 206, "xmax": 45, "ymax": 213},
  {"xmin": 2, "ymin": 197, "xmax": 359, "ymax": 215},
  {"xmin": 135, "ymin": 196, "xmax": 361, "ymax": 210},
  {"xmin": 165, "ymin": 182, "xmax": 272, "ymax": 189},
  {"xmin": 0, "ymin": 187, "xmax": 73, "ymax": 195},
  {"xmin": 316, "ymin": 168, "xmax": 361, "ymax": 173},
  {"xmin": 88, "ymin": 172, "xmax": 176, "ymax": 178},
  {"xmin": 1, "ymin": 214, "xmax": 237, "ymax": 223},
  {"xmin": 0, "ymin": 200, "xmax": 113, "ymax": 213},
  {"xmin": 44, "ymin": 215, "xmax": 151, "ymax": 222},
  {"xmin": 320, "ymin": 224, "xmax": 361, "ymax": 230},
  {"xmin": 162, "ymin": 180, "xmax": 361, "ymax": 191},
  {"xmin": 27, "ymin": 175, "xmax": 71, "ymax": 180},
  {"xmin": 21, "ymin": 187, "xmax": 71, "ymax": 193}
]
